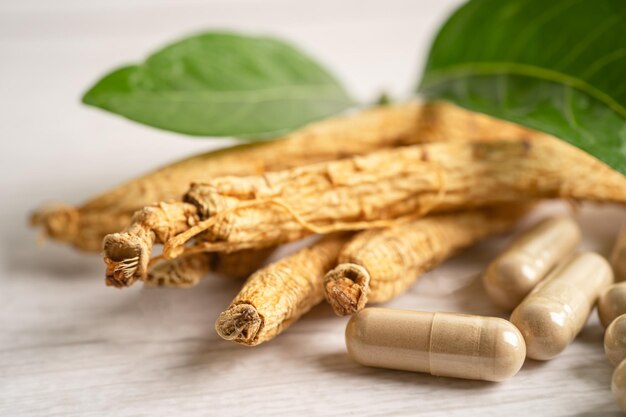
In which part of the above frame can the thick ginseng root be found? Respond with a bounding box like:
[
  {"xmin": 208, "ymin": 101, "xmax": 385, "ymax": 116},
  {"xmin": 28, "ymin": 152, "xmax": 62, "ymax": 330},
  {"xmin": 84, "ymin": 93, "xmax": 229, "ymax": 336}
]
[
  {"xmin": 324, "ymin": 205, "xmax": 531, "ymax": 316},
  {"xmin": 35, "ymin": 101, "xmax": 527, "ymax": 252},
  {"xmin": 215, "ymin": 234, "xmax": 350, "ymax": 346},
  {"xmin": 145, "ymin": 247, "xmax": 275, "ymax": 288},
  {"xmin": 160, "ymin": 137, "xmax": 626, "ymax": 258}
]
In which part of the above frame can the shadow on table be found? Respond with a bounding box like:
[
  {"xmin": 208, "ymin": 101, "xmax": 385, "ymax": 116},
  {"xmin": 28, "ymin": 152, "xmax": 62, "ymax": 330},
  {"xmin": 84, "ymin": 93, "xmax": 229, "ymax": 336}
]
[
  {"xmin": 168, "ymin": 300, "xmax": 343, "ymax": 372},
  {"xmin": 316, "ymin": 351, "xmax": 621, "ymax": 416},
  {"xmin": 578, "ymin": 320, "xmax": 605, "ymax": 348},
  {"xmin": 448, "ymin": 273, "xmax": 508, "ymax": 318},
  {"xmin": 316, "ymin": 351, "xmax": 495, "ymax": 390},
  {"xmin": 2, "ymin": 225, "xmax": 103, "ymax": 280}
]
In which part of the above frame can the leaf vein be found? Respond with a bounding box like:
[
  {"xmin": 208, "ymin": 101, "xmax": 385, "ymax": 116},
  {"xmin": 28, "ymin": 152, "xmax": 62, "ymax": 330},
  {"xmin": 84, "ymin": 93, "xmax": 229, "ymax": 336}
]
[{"xmin": 421, "ymin": 62, "xmax": 626, "ymax": 120}]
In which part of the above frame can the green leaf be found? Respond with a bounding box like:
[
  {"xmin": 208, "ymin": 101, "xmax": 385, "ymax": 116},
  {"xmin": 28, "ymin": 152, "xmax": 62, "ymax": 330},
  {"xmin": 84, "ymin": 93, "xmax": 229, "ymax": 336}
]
[
  {"xmin": 83, "ymin": 32, "xmax": 354, "ymax": 139},
  {"xmin": 418, "ymin": 0, "xmax": 626, "ymax": 174}
]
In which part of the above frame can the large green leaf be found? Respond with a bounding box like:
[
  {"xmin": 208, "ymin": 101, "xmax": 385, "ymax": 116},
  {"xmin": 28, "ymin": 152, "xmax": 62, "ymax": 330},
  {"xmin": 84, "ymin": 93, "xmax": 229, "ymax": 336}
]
[
  {"xmin": 418, "ymin": 0, "xmax": 626, "ymax": 174},
  {"xmin": 83, "ymin": 32, "xmax": 354, "ymax": 139}
]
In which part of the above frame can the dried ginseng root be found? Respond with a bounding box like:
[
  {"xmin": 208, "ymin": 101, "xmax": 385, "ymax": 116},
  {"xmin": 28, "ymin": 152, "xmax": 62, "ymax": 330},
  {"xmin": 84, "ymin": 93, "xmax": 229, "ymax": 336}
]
[
  {"xmin": 145, "ymin": 247, "xmax": 275, "ymax": 288},
  {"xmin": 35, "ymin": 102, "xmax": 431, "ymax": 283},
  {"xmin": 157, "ymin": 137, "xmax": 626, "ymax": 258},
  {"xmin": 103, "ymin": 201, "xmax": 198, "ymax": 287},
  {"xmin": 101, "ymin": 103, "xmax": 540, "ymax": 288},
  {"xmin": 324, "ymin": 205, "xmax": 531, "ymax": 316},
  {"xmin": 215, "ymin": 234, "xmax": 350, "ymax": 346},
  {"xmin": 36, "ymin": 100, "xmax": 524, "ymax": 252}
]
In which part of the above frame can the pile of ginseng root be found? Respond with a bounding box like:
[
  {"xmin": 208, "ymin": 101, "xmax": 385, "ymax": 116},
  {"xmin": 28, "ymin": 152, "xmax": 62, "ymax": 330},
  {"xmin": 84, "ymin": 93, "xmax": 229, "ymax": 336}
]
[{"xmin": 31, "ymin": 101, "xmax": 626, "ymax": 346}]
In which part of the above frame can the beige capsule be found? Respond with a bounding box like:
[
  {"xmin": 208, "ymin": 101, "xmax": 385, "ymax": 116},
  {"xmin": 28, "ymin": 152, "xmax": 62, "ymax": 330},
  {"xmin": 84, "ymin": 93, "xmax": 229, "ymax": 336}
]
[
  {"xmin": 605, "ymin": 314, "xmax": 626, "ymax": 367},
  {"xmin": 483, "ymin": 217, "xmax": 580, "ymax": 311},
  {"xmin": 598, "ymin": 282, "xmax": 626, "ymax": 328},
  {"xmin": 611, "ymin": 224, "xmax": 626, "ymax": 282},
  {"xmin": 613, "ymin": 359, "xmax": 626, "ymax": 413},
  {"xmin": 345, "ymin": 308, "xmax": 526, "ymax": 382},
  {"xmin": 510, "ymin": 252, "xmax": 613, "ymax": 361}
]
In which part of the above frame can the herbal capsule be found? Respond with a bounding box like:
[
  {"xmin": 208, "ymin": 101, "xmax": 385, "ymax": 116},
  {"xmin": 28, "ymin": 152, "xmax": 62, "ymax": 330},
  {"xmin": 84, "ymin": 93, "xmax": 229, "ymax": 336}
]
[
  {"xmin": 345, "ymin": 308, "xmax": 526, "ymax": 382},
  {"xmin": 611, "ymin": 224, "xmax": 626, "ymax": 282},
  {"xmin": 613, "ymin": 359, "xmax": 626, "ymax": 413},
  {"xmin": 510, "ymin": 252, "xmax": 613, "ymax": 360},
  {"xmin": 605, "ymin": 314, "xmax": 626, "ymax": 367},
  {"xmin": 598, "ymin": 282, "xmax": 626, "ymax": 328},
  {"xmin": 483, "ymin": 217, "xmax": 580, "ymax": 310}
]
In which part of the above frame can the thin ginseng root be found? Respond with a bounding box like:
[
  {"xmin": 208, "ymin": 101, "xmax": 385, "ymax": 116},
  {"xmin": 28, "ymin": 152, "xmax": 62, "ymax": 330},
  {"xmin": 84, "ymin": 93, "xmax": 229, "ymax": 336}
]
[
  {"xmin": 215, "ymin": 233, "xmax": 350, "ymax": 346},
  {"xmin": 103, "ymin": 201, "xmax": 198, "ymax": 287},
  {"xmin": 35, "ymin": 101, "xmax": 523, "ymax": 252},
  {"xmin": 104, "ymin": 137, "xmax": 626, "ymax": 286},
  {"xmin": 324, "ymin": 204, "xmax": 532, "ymax": 316}
]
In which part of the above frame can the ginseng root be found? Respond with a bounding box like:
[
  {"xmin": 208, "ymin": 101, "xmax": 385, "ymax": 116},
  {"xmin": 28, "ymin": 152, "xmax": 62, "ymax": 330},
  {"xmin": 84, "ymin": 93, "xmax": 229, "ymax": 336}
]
[
  {"xmin": 103, "ymin": 202, "xmax": 198, "ymax": 287},
  {"xmin": 145, "ymin": 247, "xmax": 275, "ymax": 288},
  {"xmin": 36, "ymin": 100, "xmax": 523, "ymax": 252},
  {"xmin": 215, "ymin": 234, "xmax": 350, "ymax": 346},
  {"xmin": 37, "ymin": 101, "xmax": 439, "ymax": 283},
  {"xmin": 101, "ymin": 103, "xmax": 540, "ymax": 287},
  {"xmin": 158, "ymin": 137, "xmax": 626, "ymax": 257},
  {"xmin": 324, "ymin": 205, "xmax": 531, "ymax": 316}
]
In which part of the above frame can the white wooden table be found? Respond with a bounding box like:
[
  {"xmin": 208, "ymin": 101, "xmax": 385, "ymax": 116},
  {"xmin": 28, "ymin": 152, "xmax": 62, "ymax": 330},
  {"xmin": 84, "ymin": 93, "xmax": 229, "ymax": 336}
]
[{"xmin": 1, "ymin": 1, "xmax": 623, "ymax": 415}]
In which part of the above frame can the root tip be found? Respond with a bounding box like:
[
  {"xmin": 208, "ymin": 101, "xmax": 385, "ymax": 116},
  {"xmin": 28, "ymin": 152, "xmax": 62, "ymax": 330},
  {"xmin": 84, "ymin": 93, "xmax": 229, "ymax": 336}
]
[
  {"xmin": 29, "ymin": 203, "xmax": 80, "ymax": 241},
  {"xmin": 215, "ymin": 303, "xmax": 262, "ymax": 345},
  {"xmin": 324, "ymin": 263, "xmax": 370, "ymax": 316},
  {"xmin": 103, "ymin": 233, "xmax": 150, "ymax": 288}
]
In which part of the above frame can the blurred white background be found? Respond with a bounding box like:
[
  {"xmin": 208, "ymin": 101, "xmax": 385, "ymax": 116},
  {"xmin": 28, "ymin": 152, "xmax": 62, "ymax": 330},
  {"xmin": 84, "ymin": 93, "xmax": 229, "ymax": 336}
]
[
  {"xmin": 1, "ymin": 1, "xmax": 623, "ymax": 416},
  {"xmin": 0, "ymin": 0, "xmax": 461, "ymax": 218}
]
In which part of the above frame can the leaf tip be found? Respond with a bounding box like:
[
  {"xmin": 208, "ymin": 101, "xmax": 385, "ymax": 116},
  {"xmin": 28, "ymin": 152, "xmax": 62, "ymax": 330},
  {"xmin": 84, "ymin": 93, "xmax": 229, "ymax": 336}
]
[{"xmin": 80, "ymin": 65, "xmax": 139, "ymax": 108}]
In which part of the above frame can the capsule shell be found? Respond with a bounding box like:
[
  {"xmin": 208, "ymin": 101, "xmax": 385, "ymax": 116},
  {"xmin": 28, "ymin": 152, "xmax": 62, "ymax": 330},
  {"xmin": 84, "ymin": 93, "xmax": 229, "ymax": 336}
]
[
  {"xmin": 598, "ymin": 282, "xmax": 626, "ymax": 328},
  {"xmin": 605, "ymin": 314, "xmax": 626, "ymax": 367},
  {"xmin": 613, "ymin": 359, "xmax": 626, "ymax": 413},
  {"xmin": 483, "ymin": 217, "xmax": 580, "ymax": 311},
  {"xmin": 611, "ymin": 224, "xmax": 626, "ymax": 282},
  {"xmin": 510, "ymin": 252, "xmax": 613, "ymax": 361},
  {"xmin": 345, "ymin": 308, "xmax": 526, "ymax": 382}
]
